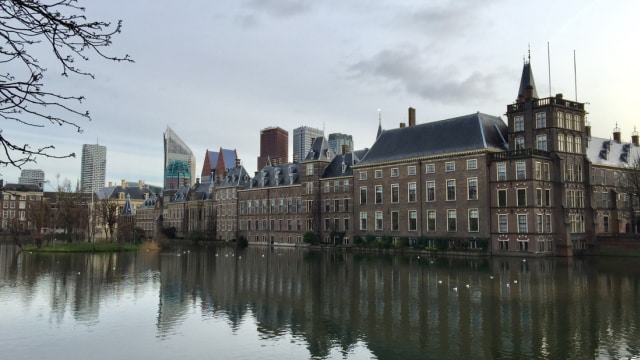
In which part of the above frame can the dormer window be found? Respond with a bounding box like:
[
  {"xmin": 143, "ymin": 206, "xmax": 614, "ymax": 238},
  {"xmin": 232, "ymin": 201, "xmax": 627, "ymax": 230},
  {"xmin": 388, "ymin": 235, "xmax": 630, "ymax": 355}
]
[{"xmin": 341, "ymin": 161, "xmax": 347, "ymax": 174}]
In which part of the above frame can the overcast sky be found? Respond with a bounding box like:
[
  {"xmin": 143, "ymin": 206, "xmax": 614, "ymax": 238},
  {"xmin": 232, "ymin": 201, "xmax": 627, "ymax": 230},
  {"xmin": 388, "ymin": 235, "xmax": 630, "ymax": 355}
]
[{"xmin": 2, "ymin": 0, "xmax": 638, "ymax": 189}]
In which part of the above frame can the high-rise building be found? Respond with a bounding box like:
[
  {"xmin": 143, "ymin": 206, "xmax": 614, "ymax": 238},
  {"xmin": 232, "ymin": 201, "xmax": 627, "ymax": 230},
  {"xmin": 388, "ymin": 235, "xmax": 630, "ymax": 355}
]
[
  {"xmin": 18, "ymin": 169, "xmax": 45, "ymax": 188},
  {"xmin": 293, "ymin": 126, "xmax": 324, "ymax": 163},
  {"xmin": 258, "ymin": 127, "xmax": 288, "ymax": 169},
  {"xmin": 80, "ymin": 144, "xmax": 107, "ymax": 193},
  {"xmin": 164, "ymin": 126, "xmax": 196, "ymax": 190},
  {"xmin": 328, "ymin": 133, "xmax": 354, "ymax": 156}
]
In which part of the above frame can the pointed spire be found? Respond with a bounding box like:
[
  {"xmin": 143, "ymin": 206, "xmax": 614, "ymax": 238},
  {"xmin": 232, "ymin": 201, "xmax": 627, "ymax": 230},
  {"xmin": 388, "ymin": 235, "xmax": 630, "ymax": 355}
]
[
  {"xmin": 121, "ymin": 193, "xmax": 134, "ymax": 215},
  {"xmin": 517, "ymin": 57, "xmax": 538, "ymax": 102},
  {"xmin": 376, "ymin": 109, "xmax": 383, "ymax": 139}
]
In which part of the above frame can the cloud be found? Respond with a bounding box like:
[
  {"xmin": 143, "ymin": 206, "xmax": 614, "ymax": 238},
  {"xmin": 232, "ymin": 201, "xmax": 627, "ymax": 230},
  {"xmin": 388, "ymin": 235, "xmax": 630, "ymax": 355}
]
[
  {"xmin": 348, "ymin": 44, "xmax": 501, "ymax": 103},
  {"xmin": 402, "ymin": 0, "xmax": 504, "ymax": 37},
  {"xmin": 244, "ymin": 0, "xmax": 313, "ymax": 18}
]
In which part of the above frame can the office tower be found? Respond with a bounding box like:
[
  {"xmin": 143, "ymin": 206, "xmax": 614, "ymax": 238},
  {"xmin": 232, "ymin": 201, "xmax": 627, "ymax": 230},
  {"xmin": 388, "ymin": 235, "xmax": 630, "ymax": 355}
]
[
  {"xmin": 328, "ymin": 133, "xmax": 354, "ymax": 155},
  {"xmin": 293, "ymin": 126, "xmax": 324, "ymax": 162},
  {"xmin": 18, "ymin": 169, "xmax": 45, "ymax": 188},
  {"xmin": 258, "ymin": 127, "xmax": 289, "ymax": 169},
  {"xmin": 80, "ymin": 144, "xmax": 107, "ymax": 193},
  {"xmin": 164, "ymin": 126, "xmax": 196, "ymax": 190}
]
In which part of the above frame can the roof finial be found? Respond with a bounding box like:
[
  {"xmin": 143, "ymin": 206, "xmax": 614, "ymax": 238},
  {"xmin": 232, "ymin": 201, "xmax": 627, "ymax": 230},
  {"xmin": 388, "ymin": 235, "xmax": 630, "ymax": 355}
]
[{"xmin": 527, "ymin": 43, "xmax": 531, "ymax": 64}]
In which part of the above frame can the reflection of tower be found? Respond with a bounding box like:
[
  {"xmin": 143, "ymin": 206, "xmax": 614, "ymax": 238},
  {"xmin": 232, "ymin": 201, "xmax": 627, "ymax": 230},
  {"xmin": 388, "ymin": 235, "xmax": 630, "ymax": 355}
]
[{"xmin": 163, "ymin": 127, "xmax": 196, "ymax": 190}]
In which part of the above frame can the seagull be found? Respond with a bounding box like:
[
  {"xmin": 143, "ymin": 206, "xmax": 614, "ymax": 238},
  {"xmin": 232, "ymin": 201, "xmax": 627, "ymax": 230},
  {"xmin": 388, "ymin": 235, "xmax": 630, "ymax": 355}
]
[
  {"xmin": 490, "ymin": 276, "xmax": 494, "ymax": 280},
  {"xmin": 466, "ymin": 284, "xmax": 470, "ymax": 288},
  {"xmin": 438, "ymin": 280, "xmax": 443, "ymax": 284},
  {"xmin": 453, "ymin": 287, "xmax": 458, "ymax": 292},
  {"xmin": 513, "ymin": 280, "xmax": 518, "ymax": 284},
  {"xmin": 238, "ymin": 256, "xmax": 242, "ymax": 259},
  {"xmin": 506, "ymin": 283, "xmax": 510, "ymax": 288}
]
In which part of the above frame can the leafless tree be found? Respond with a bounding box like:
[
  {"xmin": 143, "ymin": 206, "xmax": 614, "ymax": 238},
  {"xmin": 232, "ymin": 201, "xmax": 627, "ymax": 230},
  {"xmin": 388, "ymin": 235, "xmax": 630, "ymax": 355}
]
[
  {"xmin": 621, "ymin": 156, "xmax": 640, "ymax": 233},
  {"xmin": 0, "ymin": 0, "xmax": 132, "ymax": 168},
  {"xmin": 97, "ymin": 197, "xmax": 118, "ymax": 242}
]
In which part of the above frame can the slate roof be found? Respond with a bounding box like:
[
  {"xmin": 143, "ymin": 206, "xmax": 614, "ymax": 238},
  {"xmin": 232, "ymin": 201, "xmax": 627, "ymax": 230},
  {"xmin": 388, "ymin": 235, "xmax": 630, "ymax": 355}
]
[
  {"xmin": 517, "ymin": 61, "xmax": 538, "ymax": 100},
  {"xmin": 139, "ymin": 193, "xmax": 159, "ymax": 209},
  {"xmin": 304, "ymin": 136, "xmax": 334, "ymax": 161},
  {"xmin": 96, "ymin": 186, "xmax": 154, "ymax": 200},
  {"xmin": 251, "ymin": 162, "xmax": 301, "ymax": 188},
  {"xmin": 1, "ymin": 183, "xmax": 43, "ymax": 192},
  {"xmin": 218, "ymin": 165, "xmax": 251, "ymax": 189},
  {"xmin": 586, "ymin": 136, "xmax": 640, "ymax": 167},
  {"xmin": 322, "ymin": 149, "xmax": 369, "ymax": 178},
  {"xmin": 205, "ymin": 149, "xmax": 237, "ymax": 171},
  {"xmin": 357, "ymin": 112, "xmax": 508, "ymax": 166}
]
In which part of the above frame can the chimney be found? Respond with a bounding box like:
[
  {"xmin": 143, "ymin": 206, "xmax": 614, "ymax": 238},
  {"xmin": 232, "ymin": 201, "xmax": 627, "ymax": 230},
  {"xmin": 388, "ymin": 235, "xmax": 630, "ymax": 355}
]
[
  {"xmin": 400, "ymin": 122, "xmax": 406, "ymax": 128},
  {"xmin": 525, "ymin": 85, "xmax": 534, "ymax": 100},
  {"xmin": 138, "ymin": 180, "xmax": 143, "ymax": 188},
  {"xmin": 408, "ymin": 107, "xmax": 416, "ymax": 127},
  {"xmin": 121, "ymin": 179, "xmax": 126, "ymax": 188},
  {"xmin": 585, "ymin": 121, "xmax": 591, "ymax": 138},
  {"xmin": 632, "ymin": 127, "xmax": 639, "ymax": 146},
  {"xmin": 613, "ymin": 124, "xmax": 621, "ymax": 144},
  {"xmin": 108, "ymin": 181, "xmax": 113, "ymax": 187},
  {"xmin": 235, "ymin": 158, "xmax": 241, "ymax": 167},
  {"xmin": 293, "ymin": 154, "xmax": 298, "ymax": 163}
]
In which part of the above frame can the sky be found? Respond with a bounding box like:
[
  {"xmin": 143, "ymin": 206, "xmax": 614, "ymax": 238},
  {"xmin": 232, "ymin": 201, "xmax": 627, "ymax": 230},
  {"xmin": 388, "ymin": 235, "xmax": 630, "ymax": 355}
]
[{"xmin": 1, "ymin": 0, "xmax": 639, "ymax": 190}]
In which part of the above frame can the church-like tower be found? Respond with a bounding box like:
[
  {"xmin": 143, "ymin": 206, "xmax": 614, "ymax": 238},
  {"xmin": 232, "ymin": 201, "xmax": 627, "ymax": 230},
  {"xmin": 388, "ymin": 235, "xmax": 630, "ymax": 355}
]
[{"xmin": 489, "ymin": 57, "xmax": 590, "ymax": 256}]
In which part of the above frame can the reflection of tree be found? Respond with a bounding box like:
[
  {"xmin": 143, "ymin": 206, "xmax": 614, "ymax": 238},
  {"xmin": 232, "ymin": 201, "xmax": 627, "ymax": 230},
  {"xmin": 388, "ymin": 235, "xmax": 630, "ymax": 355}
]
[{"xmin": 4, "ymin": 246, "xmax": 640, "ymax": 359}]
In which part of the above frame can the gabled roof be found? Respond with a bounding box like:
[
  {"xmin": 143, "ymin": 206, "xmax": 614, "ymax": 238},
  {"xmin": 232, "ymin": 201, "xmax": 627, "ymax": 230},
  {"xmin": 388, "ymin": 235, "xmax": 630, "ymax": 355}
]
[
  {"xmin": 322, "ymin": 149, "xmax": 369, "ymax": 178},
  {"xmin": 218, "ymin": 165, "xmax": 251, "ymax": 189},
  {"xmin": 357, "ymin": 112, "xmax": 507, "ymax": 166},
  {"xmin": 251, "ymin": 162, "xmax": 301, "ymax": 188},
  {"xmin": 586, "ymin": 136, "xmax": 640, "ymax": 167},
  {"xmin": 304, "ymin": 136, "xmax": 333, "ymax": 161}
]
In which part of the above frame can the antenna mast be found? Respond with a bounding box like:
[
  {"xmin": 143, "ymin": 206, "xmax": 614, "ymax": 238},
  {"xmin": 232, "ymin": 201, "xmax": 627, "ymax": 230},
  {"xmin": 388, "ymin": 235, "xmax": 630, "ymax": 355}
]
[
  {"xmin": 574, "ymin": 50, "xmax": 578, "ymax": 101},
  {"xmin": 547, "ymin": 42, "xmax": 552, "ymax": 97}
]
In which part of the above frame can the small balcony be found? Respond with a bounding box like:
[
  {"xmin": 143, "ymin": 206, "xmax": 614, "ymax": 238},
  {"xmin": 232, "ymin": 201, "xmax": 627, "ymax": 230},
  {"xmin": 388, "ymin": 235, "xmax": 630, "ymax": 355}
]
[{"xmin": 490, "ymin": 148, "xmax": 552, "ymax": 161}]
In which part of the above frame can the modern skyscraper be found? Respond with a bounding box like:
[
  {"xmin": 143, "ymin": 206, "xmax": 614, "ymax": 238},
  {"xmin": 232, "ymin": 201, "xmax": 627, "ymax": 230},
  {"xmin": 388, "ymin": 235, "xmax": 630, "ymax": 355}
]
[
  {"xmin": 258, "ymin": 127, "xmax": 288, "ymax": 169},
  {"xmin": 293, "ymin": 126, "xmax": 324, "ymax": 162},
  {"xmin": 80, "ymin": 144, "xmax": 107, "ymax": 193},
  {"xmin": 164, "ymin": 126, "xmax": 196, "ymax": 190},
  {"xmin": 18, "ymin": 169, "xmax": 45, "ymax": 188},
  {"xmin": 327, "ymin": 133, "xmax": 354, "ymax": 155}
]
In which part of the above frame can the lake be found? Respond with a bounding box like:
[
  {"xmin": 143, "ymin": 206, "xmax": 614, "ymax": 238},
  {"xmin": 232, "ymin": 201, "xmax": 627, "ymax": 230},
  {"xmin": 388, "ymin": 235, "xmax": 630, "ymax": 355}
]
[{"xmin": 0, "ymin": 244, "xmax": 638, "ymax": 359}]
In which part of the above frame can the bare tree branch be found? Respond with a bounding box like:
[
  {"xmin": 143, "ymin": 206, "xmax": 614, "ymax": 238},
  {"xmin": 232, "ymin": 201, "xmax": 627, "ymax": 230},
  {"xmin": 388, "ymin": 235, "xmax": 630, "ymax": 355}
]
[{"xmin": 0, "ymin": 0, "xmax": 133, "ymax": 169}]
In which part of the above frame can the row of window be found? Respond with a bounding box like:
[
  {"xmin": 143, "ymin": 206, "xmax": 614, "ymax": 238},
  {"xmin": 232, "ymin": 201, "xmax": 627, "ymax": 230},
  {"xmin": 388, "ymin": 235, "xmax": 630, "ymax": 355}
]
[
  {"xmin": 497, "ymin": 188, "xmax": 552, "ymax": 207},
  {"xmin": 359, "ymin": 209, "xmax": 479, "ymax": 232},
  {"xmin": 358, "ymin": 159, "xmax": 478, "ymax": 180},
  {"xmin": 498, "ymin": 239, "xmax": 554, "ymax": 252},
  {"xmin": 557, "ymin": 134, "xmax": 583, "ymax": 153},
  {"xmin": 513, "ymin": 112, "xmax": 581, "ymax": 132},
  {"xmin": 240, "ymin": 218, "xmax": 304, "ymax": 231},
  {"xmin": 498, "ymin": 213, "xmax": 552, "ymax": 234},
  {"xmin": 323, "ymin": 179, "xmax": 350, "ymax": 193},
  {"xmin": 240, "ymin": 198, "xmax": 304, "ymax": 215},
  {"xmin": 359, "ymin": 178, "xmax": 479, "ymax": 204},
  {"xmin": 324, "ymin": 198, "xmax": 350, "ymax": 212},
  {"xmin": 497, "ymin": 161, "xmax": 551, "ymax": 181}
]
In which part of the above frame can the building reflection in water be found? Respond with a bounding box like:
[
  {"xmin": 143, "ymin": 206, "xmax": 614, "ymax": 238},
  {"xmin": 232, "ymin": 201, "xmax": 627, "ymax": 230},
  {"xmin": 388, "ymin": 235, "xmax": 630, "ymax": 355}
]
[{"xmin": 1, "ymin": 244, "xmax": 639, "ymax": 359}]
